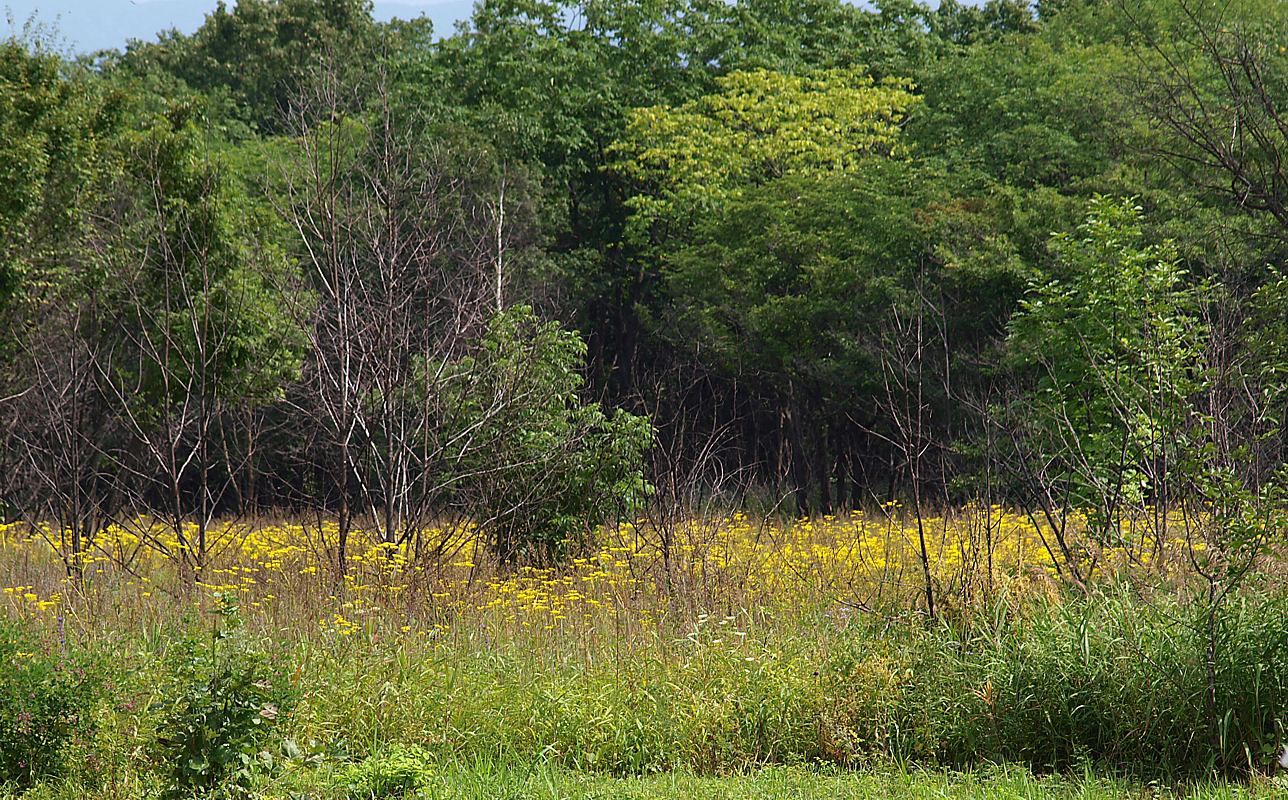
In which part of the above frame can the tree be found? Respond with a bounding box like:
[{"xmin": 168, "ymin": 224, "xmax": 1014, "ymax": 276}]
[
  {"xmin": 445, "ymin": 306, "xmax": 652, "ymax": 566},
  {"xmin": 928, "ymin": 0, "xmax": 1037, "ymax": 46},
  {"xmin": 0, "ymin": 40, "xmax": 122, "ymax": 324},
  {"xmin": 0, "ymin": 41, "xmax": 127, "ymax": 575},
  {"xmin": 663, "ymin": 164, "xmax": 924, "ymax": 505},
  {"xmin": 909, "ymin": 15, "xmax": 1134, "ymax": 193},
  {"xmin": 607, "ymin": 64, "xmax": 929, "ymax": 509},
  {"xmin": 118, "ymin": 0, "xmax": 378, "ymax": 133},
  {"xmin": 1006, "ymin": 196, "xmax": 1206, "ymax": 575},
  {"xmin": 434, "ymin": 0, "xmax": 945, "ymax": 401},
  {"xmin": 611, "ymin": 66, "xmax": 921, "ymax": 243},
  {"xmin": 101, "ymin": 106, "xmax": 304, "ymax": 576},
  {"xmin": 281, "ymin": 57, "xmax": 543, "ymax": 574}
]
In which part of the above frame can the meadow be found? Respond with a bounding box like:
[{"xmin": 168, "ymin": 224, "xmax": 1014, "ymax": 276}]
[{"xmin": 3, "ymin": 509, "xmax": 1288, "ymax": 799}]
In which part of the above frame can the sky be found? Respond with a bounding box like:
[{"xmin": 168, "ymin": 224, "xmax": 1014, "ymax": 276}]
[{"xmin": 3, "ymin": 0, "xmax": 476, "ymax": 54}]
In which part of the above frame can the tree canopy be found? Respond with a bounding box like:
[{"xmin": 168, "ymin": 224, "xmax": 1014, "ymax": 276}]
[{"xmin": 6, "ymin": 0, "xmax": 1288, "ymax": 559}]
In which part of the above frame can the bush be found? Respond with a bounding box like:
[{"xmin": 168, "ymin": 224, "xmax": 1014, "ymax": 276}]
[
  {"xmin": 446, "ymin": 306, "xmax": 653, "ymax": 566},
  {"xmin": 155, "ymin": 630, "xmax": 295, "ymax": 799},
  {"xmin": 332, "ymin": 743, "xmax": 436, "ymax": 798},
  {"xmin": 0, "ymin": 623, "xmax": 99, "ymax": 788}
]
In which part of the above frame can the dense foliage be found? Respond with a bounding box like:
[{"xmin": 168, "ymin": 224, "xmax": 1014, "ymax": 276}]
[{"xmin": 4, "ymin": 0, "xmax": 1288, "ymax": 586}]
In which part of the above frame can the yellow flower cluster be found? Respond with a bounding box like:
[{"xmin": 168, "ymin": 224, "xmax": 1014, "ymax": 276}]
[
  {"xmin": 0, "ymin": 507, "xmax": 1221, "ymax": 631},
  {"xmin": 2, "ymin": 585, "xmax": 61, "ymax": 612}
]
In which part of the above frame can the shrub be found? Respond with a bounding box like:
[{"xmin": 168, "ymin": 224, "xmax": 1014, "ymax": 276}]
[
  {"xmin": 0, "ymin": 622, "xmax": 99, "ymax": 788},
  {"xmin": 154, "ymin": 629, "xmax": 295, "ymax": 800},
  {"xmin": 332, "ymin": 743, "xmax": 436, "ymax": 798},
  {"xmin": 445, "ymin": 305, "xmax": 653, "ymax": 566}
]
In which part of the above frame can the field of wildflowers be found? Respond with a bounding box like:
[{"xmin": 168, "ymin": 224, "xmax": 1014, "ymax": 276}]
[
  {"xmin": 2, "ymin": 509, "xmax": 1287, "ymax": 798},
  {"xmin": 0, "ymin": 506, "xmax": 1179, "ymax": 635}
]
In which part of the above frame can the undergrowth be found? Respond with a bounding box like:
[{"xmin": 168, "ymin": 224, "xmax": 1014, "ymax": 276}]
[{"xmin": 3, "ymin": 588, "xmax": 1288, "ymax": 797}]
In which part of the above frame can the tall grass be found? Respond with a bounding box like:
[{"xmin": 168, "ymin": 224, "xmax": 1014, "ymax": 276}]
[
  {"xmin": 266, "ymin": 591, "xmax": 1287, "ymax": 779},
  {"xmin": 1, "ymin": 511, "xmax": 1287, "ymax": 796},
  {"xmin": 23, "ymin": 591, "xmax": 1285, "ymax": 790}
]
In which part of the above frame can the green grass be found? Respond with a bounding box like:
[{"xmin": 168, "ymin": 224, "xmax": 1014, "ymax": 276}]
[
  {"xmin": 264, "ymin": 591, "xmax": 1288, "ymax": 780},
  {"xmin": 269, "ymin": 761, "xmax": 1288, "ymax": 800},
  {"xmin": 6, "ymin": 584, "xmax": 1288, "ymax": 796},
  {"xmin": 11, "ymin": 762, "xmax": 1287, "ymax": 800}
]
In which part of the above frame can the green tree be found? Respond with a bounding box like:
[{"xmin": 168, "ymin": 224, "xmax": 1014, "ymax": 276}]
[
  {"xmin": 0, "ymin": 41, "xmax": 122, "ymax": 318},
  {"xmin": 665, "ymin": 163, "xmax": 924, "ymax": 404},
  {"xmin": 447, "ymin": 306, "xmax": 652, "ymax": 566},
  {"xmin": 0, "ymin": 42, "xmax": 129, "ymax": 569},
  {"xmin": 112, "ymin": 109, "xmax": 303, "ymax": 406},
  {"xmin": 117, "ymin": 0, "xmax": 378, "ymax": 133},
  {"xmin": 433, "ymin": 0, "xmax": 947, "ymax": 396},
  {"xmin": 1007, "ymin": 197, "xmax": 1206, "ymax": 557},
  {"xmin": 659, "ymin": 158, "xmax": 1019, "ymax": 514},
  {"xmin": 612, "ymin": 66, "xmax": 921, "ymax": 243},
  {"xmin": 928, "ymin": 0, "xmax": 1037, "ymax": 45}
]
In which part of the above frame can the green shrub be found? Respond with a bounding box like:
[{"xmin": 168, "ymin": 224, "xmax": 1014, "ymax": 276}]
[
  {"xmin": 154, "ymin": 632, "xmax": 295, "ymax": 799},
  {"xmin": 0, "ymin": 623, "xmax": 99, "ymax": 788},
  {"xmin": 332, "ymin": 743, "xmax": 436, "ymax": 798},
  {"xmin": 444, "ymin": 305, "xmax": 653, "ymax": 567}
]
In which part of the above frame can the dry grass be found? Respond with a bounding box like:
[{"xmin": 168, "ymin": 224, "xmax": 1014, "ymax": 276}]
[{"xmin": 0, "ymin": 506, "xmax": 1246, "ymax": 643}]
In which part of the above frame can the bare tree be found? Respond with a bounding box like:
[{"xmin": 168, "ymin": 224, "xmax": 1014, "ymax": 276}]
[
  {"xmin": 865, "ymin": 276, "xmax": 948, "ymax": 622},
  {"xmin": 1132, "ymin": 0, "xmax": 1288, "ymax": 235},
  {"xmin": 281, "ymin": 53, "xmax": 533, "ymax": 577},
  {"xmin": 0, "ymin": 269, "xmax": 124, "ymax": 582},
  {"xmin": 95, "ymin": 128, "xmax": 260, "ymax": 578}
]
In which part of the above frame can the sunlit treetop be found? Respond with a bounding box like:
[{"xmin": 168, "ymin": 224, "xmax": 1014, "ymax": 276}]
[{"xmin": 610, "ymin": 66, "xmax": 922, "ymax": 242}]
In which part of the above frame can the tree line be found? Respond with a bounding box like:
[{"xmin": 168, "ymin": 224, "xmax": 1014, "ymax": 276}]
[{"xmin": 4, "ymin": 0, "xmax": 1288, "ymax": 574}]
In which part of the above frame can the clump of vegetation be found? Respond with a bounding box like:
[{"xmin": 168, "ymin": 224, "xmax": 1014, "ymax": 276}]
[
  {"xmin": 446, "ymin": 305, "xmax": 653, "ymax": 565},
  {"xmin": 891, "ymin": 594, "xmax": 1288, "ymax": 776},
  {"xmin": 0, "ymin": 623, "xmax": 98, "ymax": 788},
  {"xmin": 154, "ymin": 600, "xmax": 296, "ymax": 799},
  {"xmin": 331, "ymin": 744, "xmax": 436, "ymax": 799}
]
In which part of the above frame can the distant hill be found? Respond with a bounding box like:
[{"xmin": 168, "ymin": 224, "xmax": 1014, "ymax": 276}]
[{"xmin": 3, "ymin": 0, "xmax": 476, "ymax": 55}]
